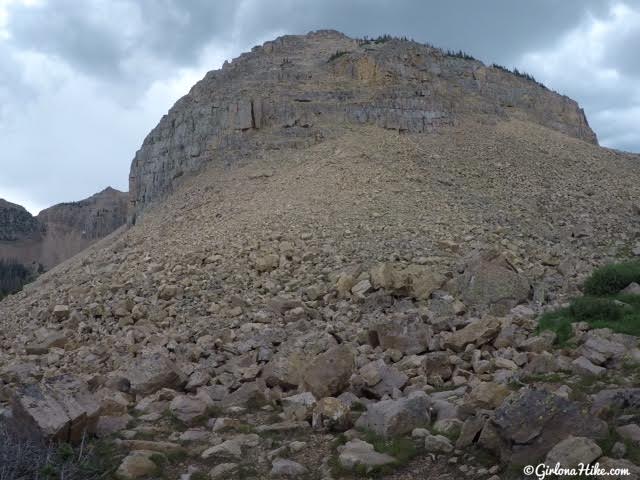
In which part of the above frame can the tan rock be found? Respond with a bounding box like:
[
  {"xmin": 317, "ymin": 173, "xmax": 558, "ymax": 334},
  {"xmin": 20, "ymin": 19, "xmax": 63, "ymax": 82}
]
[
  {"xmin": 9, "ymin": 374, "xmax": 100, "ymax": 443},
  {"xmin": 122, "ymin": 353, "xmax": 185, "ymax": 396},
  {"xmin": 545, "ymin": 436, "xmax": 602, "ymax": 468},
  {"xmin": 302, "ymin": 345, "xmax": 355, "ymax": 398},
  {"xmin": 443, "ymin": 316, "xmax": 502, "ymax": 352},
  {"xmin": 116, "ymin": 451, "xmax": 159, "ymax": 479},
  {"xmin": 311, "ymin": 397, "xmax": 352, "ymax": 431}
]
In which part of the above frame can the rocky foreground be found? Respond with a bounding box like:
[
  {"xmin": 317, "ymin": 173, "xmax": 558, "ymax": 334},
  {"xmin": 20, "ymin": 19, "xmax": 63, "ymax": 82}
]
[{"xmin": 1, "ymin": 31, "xmax": 640, "ymax": 480}]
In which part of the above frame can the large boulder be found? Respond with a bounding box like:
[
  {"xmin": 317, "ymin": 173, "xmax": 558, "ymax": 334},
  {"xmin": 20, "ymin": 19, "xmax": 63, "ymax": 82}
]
[
  {"xmin": 301, "ymin": 345, "xmax": 355, "ymax": 398},
  {"xmin": 261, "ymin": 352, "xmax": 307, "ymax": 390},
  {"xmin": 368, "ymin": 314, "xmax": 433, "ymax": 355},
  {"xmin": 355, "ymin": 391, "xmax": 431, "ymax": 438},
  {"xmin": 9, "ymin": 375, "xmax": 101, "ymax": 443},
  {"xmin": 492, "ymin": 388, "xmax": 608, "ymax": 464},
  {"xmin": 122, "ymin": 353, "xmax": 185, "ymax": 396},
  {"xmin": 590, "ymin": 388, "xmax": 640, "ymax": 416},
  {"xmin": 457, "ymin": 250, "xmax": 530, "ymax": 313}
]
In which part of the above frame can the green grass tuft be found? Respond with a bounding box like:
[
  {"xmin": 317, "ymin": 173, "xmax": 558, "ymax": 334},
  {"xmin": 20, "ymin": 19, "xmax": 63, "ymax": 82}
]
[
  {"xmin": 362, "ymin": 431, "xmax": 419, "ymax": 467},
  {"xmin": 538, "ymin": 294, "xmax": 640, "ymax": 345},
  {"xmin": 584, "ymin": 261, "xmax": 640, "ymax": 296},
  {"xmin": 537, "ymin": 262, "xmax": 640, "ymax": 345}
]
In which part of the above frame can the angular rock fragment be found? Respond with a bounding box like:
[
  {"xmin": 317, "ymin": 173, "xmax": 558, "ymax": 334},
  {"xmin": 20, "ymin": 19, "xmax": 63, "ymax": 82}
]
[
  {"xmin": 122, "ymin": 353, "xmax": 185, "ymax": 396},
  {"xmin": 301, "ymin": 344, "xmax": 354, "ymax": 398},
  {"xmin": 457, "ymin": 250, "xmax": 530, "ymax": 313},
  {"xmin": 443, "ymin": 316, "xmax": 502, "ymax": 352},
  {"xmin": 355, "ymin": 391, "xmax": 430, "ymax": 438},
  {"xmin": 545, "ymin": 436, "xmax": 602, "ymax": 468},
  {"xmin": 9, "ymin": 374, "xmax": 101, "ymax": 443},
  {"xmin": 492, "ymin": 388, "xmax": 608, "ymax": 464},
  {"xmin": 338, "ymin": 439, "xmax": 396, "ymax": 473}
]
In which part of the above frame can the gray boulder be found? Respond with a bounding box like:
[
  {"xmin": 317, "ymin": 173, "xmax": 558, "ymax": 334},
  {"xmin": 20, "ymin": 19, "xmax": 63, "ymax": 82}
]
[
  {"xmin": 338, "ymin": 439, "xmax": 396, "ymax": 473},
  {"xmin": 457, "ymin": 250, "xmax": 531, "ymax": 313},
  {"xmin": 122, "ymin": 353, "xmax": 185, "ymax": 396},
  {"xmin": 545, "ymin": 436, "xmax": 602, "ymax": 468},
  {"xmin": 356, "ymin": 391, "xmax": 430, "ymax": 438},
  {"xmin": 492, "ymin": 388, "xmax": 608, "ymax": 464},
  {"xmin": 301, "ymin": 344, "xmax": 354, "ymax": 398}
]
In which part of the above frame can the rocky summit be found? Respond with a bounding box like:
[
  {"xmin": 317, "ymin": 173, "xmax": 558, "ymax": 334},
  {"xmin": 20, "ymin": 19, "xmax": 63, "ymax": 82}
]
[{"xmin": 1, "ymin": 30, "xmax": 640, "ymax": 480}]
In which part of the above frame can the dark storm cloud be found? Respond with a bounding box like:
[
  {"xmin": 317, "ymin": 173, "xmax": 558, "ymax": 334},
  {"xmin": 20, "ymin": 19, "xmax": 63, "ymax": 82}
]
[
  {"xmin": 239, "ymin": 0, "xmax": 612, "ymax": 64},
  {"xmin": 7, "ymin": 0, "xmax": 612, "ymax": 80},
  {"xmin": 0, "ymin": 0, "xmax": 638, "ymax": 213},
  {"xmin": 7, "ymin": 0, "xmax": 237, "ymax": 79}
]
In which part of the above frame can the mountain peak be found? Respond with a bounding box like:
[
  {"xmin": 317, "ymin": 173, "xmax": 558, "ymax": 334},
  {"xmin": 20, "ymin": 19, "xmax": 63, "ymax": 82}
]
[{"xmin": 129, "ymin": 31, "xmax": 596, "ymax": 222}]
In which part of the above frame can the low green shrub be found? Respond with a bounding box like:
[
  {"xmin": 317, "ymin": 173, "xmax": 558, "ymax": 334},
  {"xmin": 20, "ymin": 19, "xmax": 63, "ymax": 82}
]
[
  {"xmin": 537, "ymin": 262, "xmax": 640, "ymax": 344},
  {"xmin": 538, "ymin": 295, "xmax": 640, "ymax": 344},
  {"xmin": 584, "ymin": 261, "xmax": 640, "ymax": 296}
]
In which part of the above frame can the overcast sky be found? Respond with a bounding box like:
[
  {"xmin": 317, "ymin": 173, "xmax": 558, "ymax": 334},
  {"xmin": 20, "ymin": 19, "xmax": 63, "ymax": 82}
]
[{"xmin": 1, "ymin": 0, "xmax": 639, "ymax": 214}]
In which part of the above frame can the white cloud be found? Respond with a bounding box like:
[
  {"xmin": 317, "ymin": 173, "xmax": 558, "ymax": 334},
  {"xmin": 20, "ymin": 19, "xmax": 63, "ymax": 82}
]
[{"xmin": 518, "ymin": 2, "xmax": 640, "ymax": 151}]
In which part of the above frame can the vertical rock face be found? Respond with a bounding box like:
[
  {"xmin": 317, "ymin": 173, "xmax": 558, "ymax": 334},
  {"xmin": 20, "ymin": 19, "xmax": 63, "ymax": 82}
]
[
  {"xmin": 128, "ymin": 30, "xmax": 597, "ymax": 221},
  {"xmin": 0, "ymin": 187, "xmax": 128, "ymax": 291}
]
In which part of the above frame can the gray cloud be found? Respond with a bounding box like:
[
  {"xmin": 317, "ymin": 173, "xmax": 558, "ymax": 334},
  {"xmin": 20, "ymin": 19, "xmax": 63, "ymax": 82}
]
[
  {"xmin": 0, "ymin": 0, "xmax": 638, "ymax": 214},
  {"xmin": 7, "ymin": 0, "xmax": 239, "ymax": 78}
]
